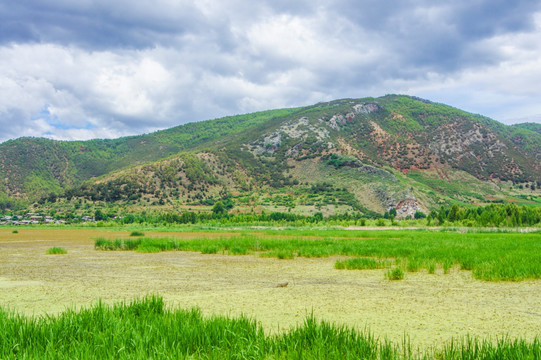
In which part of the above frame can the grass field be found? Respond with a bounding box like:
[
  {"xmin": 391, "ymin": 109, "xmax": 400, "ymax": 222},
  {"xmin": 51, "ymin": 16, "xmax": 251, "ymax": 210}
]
[
  {"xmin": 1, "ymin": 227, "xmax": 540, "ymax": 358},
  {"xmin": 94, "ymin": 229, "xmax": 541, "ymax": 281}
]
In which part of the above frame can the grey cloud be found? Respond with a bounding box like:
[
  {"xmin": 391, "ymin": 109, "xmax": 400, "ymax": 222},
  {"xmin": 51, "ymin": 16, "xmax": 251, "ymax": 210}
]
[
  {"xmin": 1, "ymin": 0, "xmax": 541, "ymax": 144},
  {"xmin": 451, "ymin": 0, "xmax": 541, "ymax": 37},
  {"xmin": 1, "ymin": 1, "xmax": 227, "ymax": 50},
  {"xmin": 330, "ymin": 0, "xmax": 540, "ymax": 38},
  {"xmin": 325, "ymin": 0, "xmax": 541, "ymax": 73}
]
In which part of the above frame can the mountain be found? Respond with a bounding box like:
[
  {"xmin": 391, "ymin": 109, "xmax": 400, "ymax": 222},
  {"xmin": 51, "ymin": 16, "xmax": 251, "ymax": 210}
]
[
  {"xmin": 1, "ymin": 95, "xmax": 540, "ymax": 216},
  {"xmin": 513, "ymin": 122, "xmax": 541, "ymax": 135},
  {"xmin": 0, "ymin": 108, "xmax": 299, "ymax": 199}
]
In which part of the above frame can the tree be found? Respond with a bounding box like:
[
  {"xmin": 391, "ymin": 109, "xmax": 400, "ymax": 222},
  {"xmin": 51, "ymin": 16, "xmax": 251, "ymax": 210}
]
[
  {"xmin": 212, "ymin": 201, "xmax": 226, "ymax": 215},
  {"xmin": 313, "ymin": 212, "xmax": 323, "ymax": 222},
  {"xmin": 94, "ymin": 209, "xmax": 106, "ymax": 221},
  {"xmin": 448, "ymin": 204, "xmax": 460, "ymax": 222},
  {"xmin": 437, "ymin": 206, "xmax": 446, "ymax": 225}
]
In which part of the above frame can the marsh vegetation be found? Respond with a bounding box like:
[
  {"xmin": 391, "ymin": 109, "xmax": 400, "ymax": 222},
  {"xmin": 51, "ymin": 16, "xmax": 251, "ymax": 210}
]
[
  {"xmin": 94, "ymin": 229, "xmax": 541, "ymax": 281},
  {"xmin": 1, "ymin": 296, "xmax": 539, "ymax": 359},
  {"xmin": 1, "ymin": 227, "xmax": 540, "ymax": 358}
]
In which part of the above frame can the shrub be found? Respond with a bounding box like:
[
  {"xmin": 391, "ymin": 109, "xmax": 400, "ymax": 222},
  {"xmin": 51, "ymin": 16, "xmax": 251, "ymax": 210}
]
[
  {"xmin": 130, "ymin": 231, "xmax": 145, "ymax": 237},
  {"xmin": 46, "ymin": 247, "xmax": 67, "ymax": 255},
  {"xmin": 12, "ymin": 230, "xmax": 18, "ymax": 234}
]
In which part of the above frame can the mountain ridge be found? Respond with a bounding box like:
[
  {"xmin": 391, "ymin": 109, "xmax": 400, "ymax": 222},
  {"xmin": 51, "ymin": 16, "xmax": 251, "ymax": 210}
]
[{"xmin": 1, "ymin": 95, "xmax": 540, "ymax": 215}]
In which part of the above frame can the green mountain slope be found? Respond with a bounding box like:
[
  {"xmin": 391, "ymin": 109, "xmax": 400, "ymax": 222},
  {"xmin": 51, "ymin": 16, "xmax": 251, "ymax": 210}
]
[
  {"xmin": 0, "ymin": 107, "xmax": 300, "ymax": 200},
  {"xmin": 513, "ymin": 122, "xmax": 541, "ymax": 135},
  {"xmin": 1, "ymin": 95, "xmax": 540, "ymax": 215}
]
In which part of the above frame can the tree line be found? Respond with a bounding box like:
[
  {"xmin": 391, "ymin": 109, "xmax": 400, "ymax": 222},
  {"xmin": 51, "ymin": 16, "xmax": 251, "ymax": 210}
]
[
  {"xmin": 90, "ymin": 203, "xmax": 541, "ymax": 227},
  {"xmin": 2, "ymin": 202, "xmax": 540, "ymax": 228}
]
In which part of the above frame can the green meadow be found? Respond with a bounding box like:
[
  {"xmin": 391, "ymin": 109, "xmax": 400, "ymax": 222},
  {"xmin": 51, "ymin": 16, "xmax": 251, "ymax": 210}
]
[{"xmin": 95, "ymin": 229, "xmax": 541, "ymax": 281}]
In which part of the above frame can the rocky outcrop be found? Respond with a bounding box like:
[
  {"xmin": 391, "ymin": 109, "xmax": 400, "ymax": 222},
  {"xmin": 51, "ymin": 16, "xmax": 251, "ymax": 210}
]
[
  {"xmin": 248, "ymin": 117, "xmax": 333, "ymax": 156},
  {"xmin": 394, "ymin": 198, "xmax": 421, "ymax": 219},
  {"xmin": 353, "ymin": 103, "xmax": 380, "ymax": 114}
]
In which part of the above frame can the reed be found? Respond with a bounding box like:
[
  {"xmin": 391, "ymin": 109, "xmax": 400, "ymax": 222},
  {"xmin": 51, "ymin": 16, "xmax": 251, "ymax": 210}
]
[
  {"xmin": 94, "ymin": 230, "xmax": 541, "ymax": 282},
  {"xmin": 1, "ymin": 296, "xmax": 539, "ymax": 359}
]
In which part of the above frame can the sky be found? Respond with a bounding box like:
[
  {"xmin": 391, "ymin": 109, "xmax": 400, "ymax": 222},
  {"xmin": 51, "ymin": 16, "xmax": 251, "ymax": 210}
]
[{"xmin": 1, "ymin": 0, "xmax": 541, "ymax": 143}]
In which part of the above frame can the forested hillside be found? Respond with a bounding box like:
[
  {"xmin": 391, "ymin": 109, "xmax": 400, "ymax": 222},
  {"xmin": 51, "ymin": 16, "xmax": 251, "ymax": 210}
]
[{"xmin": 1, "ymin": 95, "xmax": 539, "ymax": 215}]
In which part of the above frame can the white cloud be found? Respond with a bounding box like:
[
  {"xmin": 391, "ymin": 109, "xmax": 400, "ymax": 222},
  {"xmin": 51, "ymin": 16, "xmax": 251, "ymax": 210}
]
[
  {"xmin": 1, "ymin": 1, "xmax": 540, "ymax": 143},
  {"xmin": 95, "ymin": 58, "xmax": 171, "ymax": 117}
]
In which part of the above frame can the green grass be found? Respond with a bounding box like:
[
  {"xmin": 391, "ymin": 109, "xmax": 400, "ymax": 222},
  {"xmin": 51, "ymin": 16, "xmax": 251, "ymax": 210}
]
[
  {"xmin": 427, "ymin": 262, "xmax": 436, "ymax": 274},
  {"xmin": 0, "ymin": 296, "xmax": 539, "ymax": 359},
  {"xmin": 94, "ymin": 229, "xmax": 541, "ymax": 282},
  {"xmin": 12, "ymin": 230, "xmax": 18, "ymax": 234},
  {"xmin": 46, "ymin": 246, "xmax": 67, "ymax": 255},
  {"xmin": 95, "ymin": 237, "xmax": 141, "ymax": 250},
  {"xmin": 260, "ymin": 249, "xmax": 295, "ymax": 259},
  {"xmin": 136, "ymin": 245, "xmax": 162, "ymax": 253},
  {"xmin": 335, "ymin": 257, "xmax": 392, "ymax": 270},
  {"xmin": 386, "ymin": 267, "xmax": 405, "ymax": 280},
  {"xmin": 129, "ymin": 231, "xmax": 145, "ymax": 236},
  {"xmin": 200, "ymin": 245, "xmax": 219, "ymax": 254}
]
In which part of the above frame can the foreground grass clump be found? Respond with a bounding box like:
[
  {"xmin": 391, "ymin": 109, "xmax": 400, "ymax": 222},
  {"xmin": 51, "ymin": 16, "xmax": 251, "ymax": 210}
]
[
  {"xmin": 1, "ymin": 296, "xmax": 539, "ymax": 359},
  {"xmin": 12, "ymin": 230, "xmax": 18, "ymax": 234},
  {"xmin": 46, "ymin": 246, "xmax": 67, "ymax": 255},
  {"xmin": 435, "ymin": 337, "xmax": 541, "ymax": 360},
  {"xmin": 94, "ymin": 230, "xmax": 541, "ymax": 282},
  {"xmin": 129, "ymin": 231, "xmax": 145, "ymax": 237},
  {"xmin": 0, "ymin": 296, "xmax": 390, "ymax": 359}
]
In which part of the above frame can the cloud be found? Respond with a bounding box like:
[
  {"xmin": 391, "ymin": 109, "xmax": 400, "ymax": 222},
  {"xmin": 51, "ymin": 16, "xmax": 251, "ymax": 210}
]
[
  {"xmin": 1, "ymin": 1, "xmax": 211, "ymax": 49},
  {"xmin": 1, "ymin": 1, "xmax": 540, "ymax": 142}
]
